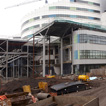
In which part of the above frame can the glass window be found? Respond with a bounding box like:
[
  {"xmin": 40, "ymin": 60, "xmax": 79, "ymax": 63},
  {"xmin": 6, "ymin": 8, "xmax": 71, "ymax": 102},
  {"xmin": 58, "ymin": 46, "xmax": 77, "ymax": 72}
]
[
  {"xmin": 70, "ymin": 0, "xmax": 75, "ymax": 2},
  {"xmin": 49, "ymin": 6, "xmax": 56, "ymax": 9},
  {"xmin": 21, "ymin": 25, "xmax": 40, "ymax": 34},
  {"xmin": 79, "ymin": 34, "xmax": 106, "ymax": 45},
  {"xmin": 80, "ymin": 50, "xmax": 106, "ymax": 59},
  {"xmin": 76, "ymin": 0, "xmax": 100, "ymax": 7},
  {"xmin": 22, "ymin": 17, "xmax": 40, "ymax": 28}
]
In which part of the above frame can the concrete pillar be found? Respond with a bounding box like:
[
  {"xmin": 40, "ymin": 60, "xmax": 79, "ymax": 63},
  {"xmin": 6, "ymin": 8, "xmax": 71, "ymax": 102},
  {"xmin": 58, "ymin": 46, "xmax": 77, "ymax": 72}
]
[
  {"xmin": 43, "ymin": 36, "xmax": 46, "ymax": 77},
  {"xmin": 61, "ymin": 38, "xmax": 63, "ymax": 75}
]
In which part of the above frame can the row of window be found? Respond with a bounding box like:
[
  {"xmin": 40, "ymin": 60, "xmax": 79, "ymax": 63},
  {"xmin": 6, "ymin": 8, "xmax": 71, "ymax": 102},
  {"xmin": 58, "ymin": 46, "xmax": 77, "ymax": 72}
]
[
  {"xmin": 74, "ymin": 50, "xmax": 106, "ymax": 59},
  {"xmin": 21, "ymin": 25, "xmax": 40, "ymax": 34},
  {"xmin": 22, "ymin": 23, "xmax": 50, "ymax": 34},
  {"xmin": 22, "ymin": 16, "xmax": 40, "ymax": 28},
  {"xmin": 74, "ymin": 34, "xmax": 106, "ymax": 45},
  {"xmin": 22, "ymin": 5, "xmax": 100, "ymax": 28},
  {"xmin": 70, "ymin": 0, "xmax": 100, "ymax": 6},
  {"xmin": 42, "ymin": 14, "xmax": 100, "ymax": 21},
  {"xmin": 80, "ymin": 50, "xmax": 106, "ymax": 59},
  {"xmin": 49, "ymin": 6, "xmax": 100, "ymax": 13}
]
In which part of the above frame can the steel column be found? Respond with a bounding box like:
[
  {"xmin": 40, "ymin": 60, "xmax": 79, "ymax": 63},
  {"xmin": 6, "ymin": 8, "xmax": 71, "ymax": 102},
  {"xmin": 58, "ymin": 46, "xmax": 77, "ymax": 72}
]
[
  {"xmin": 33, "ymin": 35, "xmax": 35, "ymax": 78},
  {"xmin": 60, "ymin": 38, "xmax": 63, "ymax": 76},
  {"xmin": 71, "ymin": 28, "xmax": 74, "ymax": 74},
  {"xmin": 27, "ymin": 45, "xmax": 29, "ymax": 77},
  {"xmin": 13, "ymin": 59, "xmax": 15, "ymax": 78},
  {"xmin": 6, "ymin": 40, "xmax": 8, "ymax": 80},
  {"xmin": 48, "ymin": 36, "xmax": 51, "ymax": 75},
  {"xmin": 18, "ymin": 59, "xmax": 19, "ymax": 78},
  {"xmin": 43, "ymin": 36, "xmax": 46, "ymax": 77}
]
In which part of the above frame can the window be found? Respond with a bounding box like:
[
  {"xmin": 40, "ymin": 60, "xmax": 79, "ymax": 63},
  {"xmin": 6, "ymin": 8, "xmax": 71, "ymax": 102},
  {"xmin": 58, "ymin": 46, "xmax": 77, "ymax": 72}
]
[
  {"xmin": 21, "ymin": 25, "xmax": 40, "ymax": 34},
  {"xmin": 49, "ymin": 6, "xmax": 100, "ymax": 14},
  {"xmin": 70, "ymin": 0, "xmax": 74, "ymax": 2},
  {"xmin": 80, "ymin": 50, "xmax": 106, "ymax": 59},
  {"xmin": 42, "ymin": 15, "xmax": 49, "ymax": 18},
  {"xmin": 75, "ymin": 0, "xmax": 100, "ymax": 7},
  {"xmin": 78, "ymin": 34, "xmax": 106, "ymax": 45},
  {"xmin": 45, "ymin": 49, "xmax": 53, "ymax": 55},
  {"xmin": 22, "ymin": 17, "xmax": 40, "ymax": 27}
]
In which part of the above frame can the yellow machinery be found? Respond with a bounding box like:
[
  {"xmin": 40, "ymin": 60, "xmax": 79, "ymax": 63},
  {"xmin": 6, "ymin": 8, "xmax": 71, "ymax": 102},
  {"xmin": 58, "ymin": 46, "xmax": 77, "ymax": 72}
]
[
  {"xmin": 78, "ymin": 75, "xmax": 89, "ymax": 81},
  {"xmin": 46, "ymin": 75, "xmax": 55, "ymax": 78},
  {"xmin": 22, "ymin": 85, "xmax": 31, "ymax": 93},
  {"xmin": 38, "ymin": 82, "xmax": 48, "ymax": 92}
]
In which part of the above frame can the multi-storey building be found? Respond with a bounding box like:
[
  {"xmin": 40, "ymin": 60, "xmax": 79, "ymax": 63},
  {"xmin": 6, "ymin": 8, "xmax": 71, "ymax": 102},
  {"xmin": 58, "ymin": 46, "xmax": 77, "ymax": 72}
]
[
  {"xmin": 21, "ymin": 0, "xmax": 101, "ymax": 39},
  {"xmin": 20, "ymin": 0, "xmax": 106, "ymax": 75}
]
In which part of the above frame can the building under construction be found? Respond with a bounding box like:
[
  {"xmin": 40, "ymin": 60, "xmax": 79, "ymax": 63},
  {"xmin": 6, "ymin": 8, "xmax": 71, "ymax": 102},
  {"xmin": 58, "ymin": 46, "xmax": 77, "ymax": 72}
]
[{"xmin": 1, "ymin": 20, "xmax": 106, "ymax": 80}]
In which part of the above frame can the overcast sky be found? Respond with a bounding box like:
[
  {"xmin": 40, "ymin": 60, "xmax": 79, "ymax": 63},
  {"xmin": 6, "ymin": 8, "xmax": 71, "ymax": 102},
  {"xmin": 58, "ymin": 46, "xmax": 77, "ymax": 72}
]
[
  {"xmin": 101, "ymin": 0, "xmax": 106, "ymax": 12},
  {"xmin": 0, "ymin": 0, "xmax": 58, "ymax": 38},
  {"xmin": 0, "ymin": 0, "xmax": 106, "ymax": 38}
]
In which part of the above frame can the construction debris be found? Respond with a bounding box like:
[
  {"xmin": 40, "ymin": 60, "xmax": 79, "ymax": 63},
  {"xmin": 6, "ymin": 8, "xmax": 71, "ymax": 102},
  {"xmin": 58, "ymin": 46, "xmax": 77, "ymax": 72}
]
[
  {"xmin": 90, "ymin": 67, "xmax": 106, "ymax": 76},
  {"xmin": 0, "ymin": 95, "xmax": 11, "ymax": 106},
  {"xmin": 6, "ymin": 92, "xmax": 32, "ymax": 106},
  {"xmin": 37, "ymin": 93, "xmax": 51, "ymax": 100}
]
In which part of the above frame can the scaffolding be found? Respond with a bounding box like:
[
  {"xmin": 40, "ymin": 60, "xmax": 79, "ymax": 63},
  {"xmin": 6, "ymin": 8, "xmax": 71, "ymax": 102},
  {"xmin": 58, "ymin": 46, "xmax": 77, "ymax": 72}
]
[{"xmin": 0, "ymin": 39, "xmax": 38, "ymax": 82}]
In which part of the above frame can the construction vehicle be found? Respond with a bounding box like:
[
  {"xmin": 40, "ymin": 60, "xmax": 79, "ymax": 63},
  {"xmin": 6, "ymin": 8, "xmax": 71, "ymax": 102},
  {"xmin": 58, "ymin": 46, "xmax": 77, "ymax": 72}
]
[
  {"xmin": 78, "ymin": 75, "xmax": 89, "ymax": 82},
  {"xmin": 46, "ymin": 75, "xmax": 55, "ymax": 78}
]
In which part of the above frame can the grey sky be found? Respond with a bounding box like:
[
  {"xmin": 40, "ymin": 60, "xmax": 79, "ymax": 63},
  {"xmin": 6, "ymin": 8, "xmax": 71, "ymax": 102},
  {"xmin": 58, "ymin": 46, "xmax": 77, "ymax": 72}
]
[
  {"xmin": 101, "ymin": 0, "xmax": 106, "ymax": 12},
  {"xmin": 0, "ymin": 0, "xmax": 58, "ymax": 38}
]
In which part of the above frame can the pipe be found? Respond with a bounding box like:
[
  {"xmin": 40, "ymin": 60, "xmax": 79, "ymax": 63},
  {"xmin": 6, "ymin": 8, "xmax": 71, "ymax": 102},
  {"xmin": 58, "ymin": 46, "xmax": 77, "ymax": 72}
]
[{"xmin": 37, "ymin": 93, "xmax": 51, "ymax": 100}]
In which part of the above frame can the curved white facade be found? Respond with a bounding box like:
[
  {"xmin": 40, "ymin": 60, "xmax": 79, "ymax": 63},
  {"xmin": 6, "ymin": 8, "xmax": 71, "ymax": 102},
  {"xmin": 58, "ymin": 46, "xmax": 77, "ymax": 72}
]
[
  {"xmin": 21, "ymin": 0, "xmax": 101, "ymax": 39},
  {"xmin": 101, "ymin": 12, "xmax": 106, "ymax": 26}
]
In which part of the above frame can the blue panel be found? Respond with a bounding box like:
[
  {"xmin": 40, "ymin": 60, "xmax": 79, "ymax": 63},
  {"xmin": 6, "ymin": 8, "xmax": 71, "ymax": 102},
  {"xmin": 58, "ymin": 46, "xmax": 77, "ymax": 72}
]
[
  {"xmin": 49, "ymin": 15, "xmax": 56, "ymax": 18},
  {"xmin": 70, "ymin": 0, "xmax": 74, "ymax": 2},
  {"xmin": 89, "ymin": 9, "xmax": 93, "ymax": 12},
  {"xmin": 89, "ymin": 17, "xmax": 94, "ymax": 20},
  {"xmin": 74, "ymin": 51, "xmax": 78, "ymax": 59},
  {"xmin": 77, "ymin": 34, "xmax": 80, "ymax": 43},
  {"xmin": 28, "ymin": 34, "xmax": 33, "ymax": 38},
  {"xmin": 70, "ymin": 15, "xmax": 76, "ymax": 18}
]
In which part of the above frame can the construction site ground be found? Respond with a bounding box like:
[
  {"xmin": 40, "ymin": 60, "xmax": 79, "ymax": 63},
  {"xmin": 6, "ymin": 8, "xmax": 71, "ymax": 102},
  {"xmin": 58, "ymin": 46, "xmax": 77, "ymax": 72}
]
[{"xmin": 0, "ymin": 77, "xmax": 106, "ymax": 106}]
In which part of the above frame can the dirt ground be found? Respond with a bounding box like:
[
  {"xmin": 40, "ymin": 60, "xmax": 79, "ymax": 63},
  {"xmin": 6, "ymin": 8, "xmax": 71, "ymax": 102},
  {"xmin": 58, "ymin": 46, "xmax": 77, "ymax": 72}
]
[
  {"xmin": 0, "ymin": 77, "xmax": 71, "ymax": 94},
  {"xmin": 1, "ymin": 77, "xmax": 106, "ymax": 106},
  {"xmin": 68, "ymin": 79, "xmax": 106, "ymax": 106}
]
